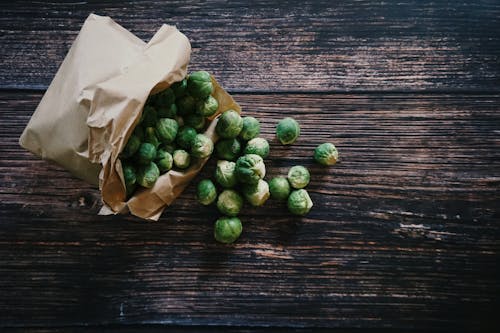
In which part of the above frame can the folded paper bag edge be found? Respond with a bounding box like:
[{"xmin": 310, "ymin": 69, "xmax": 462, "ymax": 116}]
[
  {"xmin": 18, "ymin": 13, "xmax": 147, "ymax": 187},
  {"xmin": 88, "ymin": 25, "xmax": 192, "ymax": 218}
]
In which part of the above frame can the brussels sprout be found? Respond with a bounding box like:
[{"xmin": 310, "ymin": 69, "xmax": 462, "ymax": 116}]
[
  {"xmin": 191, "ymin": 134, "xmax": 214, "ymax": 159},
  {"xmin": 287, "ymin": 189, "xmax": 313, "ymax": 215},
  {"xmin": 196, "ymin": 179, "xmax": 217, "ymax": 205},
  {"xmin": 187, "ymin": 71, "xmax": 213, "ymax": 99},
  {"xmin": 242, "ymin": 179, "xmax": 270, "ymax": 207},
  {"xmin": 157, "ymin": 103, "xmax": 177, "ymax": 118},
  {"xmin": 314, "ymin": 142, "xmax": 339, "ymax": 166},
  {"xmin": 176, "ymin": 95, "xmax": 196, "ymax": 116},
  {"xmin": 235, "ymin": 154, "xmax": 266, "ymax": 184},
  {"xmin": 144, "ymin": 127, "xmax": 160, "ymax": 148},
  {"xmin": 171, "ymin": 78, "xmax": 187, "ymax": 97},
  {"xmin": 133, "ymin": 125, "xmax": 144, "ymax": 141},
  {"xmin": 135, "ymin": 142, "xmax": 157, "ymax": 165},
  {"xmin": 176, "ymin": 126, "xmax": 197, "ymax": 150},
  {"xmin": 136, "ymin": 162, "xmax": 160, "ymax": 188},
  {"xmin": 122, "ymin": 163, "xmax": 137, "ymax": 196},
  {"xmin": 184, "ymin": 113, "xmax": 206, "ymax": 131},
  {"xmin": 173, "ymin": 149, "xmax": 191, "ymax": 169},
  {"xmin": 156, "ymin": 118, "xmax": 178, "ymax": 144},
  {"xmin": 244, "ymin": 137, "xmax": 269, "ymax": 158},
  {"xmin": 155, "ymin": 88, "xmax": 175, "ymax": 107},
  {"xmin": 141, "ymin": 105, "xmax": 158, "ymax": 127},
  {"xmin": 214, "ymin": 216, "xmax": 242, "ymax": 244},
  {"xmin": 239, "ymin": 116, "xmax": 260, "ymax": 141},
  {"xmin": 215, "ymin": 138, "xmax": 241, "ymax": 161},
  {"xmin": 196, "ymin": 95, "xmax": 219, "ymax": 117},
  {"xmin": 215, "ymin": 109, "xmax": 243, "ymax": 139},
  {"xmin": 276, "ymin": 117, "xmax": 300, "ymax": 145},
  {"xmin": 121, "ymin": 134, "xmax": 141, "ymax": 159},
  {"xmin": 269, "ymin": 177, "xmax": 291, "ymax": 201},
  {"xmin": 216, "ymin": 189, "xmax": 243, "ymax": 217},
  {"xmin": 215, "ymin": 160, "xmax": 237, "ymax": 188},
  {"xmin": 287, "ymin": 165, "xmax": 310, "ymax": 189},
  {"xmin": 155, "ymin": 149, "xmax": 173, "ymax": 173}
]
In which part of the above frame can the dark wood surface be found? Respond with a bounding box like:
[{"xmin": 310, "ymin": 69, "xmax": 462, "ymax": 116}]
[{"xmin": 1, "ymin": 1, "xmax": 499, "ymax": 332}]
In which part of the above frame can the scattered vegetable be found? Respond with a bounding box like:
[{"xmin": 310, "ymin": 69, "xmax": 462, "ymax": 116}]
[
  {"xmin": 287, "ymin": 165, "xmax": 310, "ymax": 189},
  {"xmin": 235, "ymin": 154, "xmax": 266, "ymax": 184},
  {"xmin": 287, "ymin": 189, "xmax": 313, "ymax": 216},
  {"xmin": 214, "ymin": 216, "xmax": 242, "ymax": 244},
  {"xmin": 314, "ymin": 142, "xmax": 339, "ymax": 166},
  {"xmin": 269, "ymin": 177, "xmax": 291, "ymax": 201},
  {"xmin": 191, "ymin": 134, "xmax": 214, "ymax": 159},
  {"xmin": 216, "ymin": 109, "xmax": 243, "ymax": 139},
  {"xmin": 216, "ymin": 189, "xmax": 243, "ymax": 217},
  {"xmin": 239, "ymin": 116, "xmax": 260, "ymax": 141},
  {"xmin": 215, "ymin": 160, "xmax": 238, "ymax": 188},
  {"xmin": 244, "ymin": 137, "xmax": 269, "ymax": 158},
  {"xmin": 242, "ymin": 179, "xmax": 270, "ymax": 207},
  {"xmin": 276, "ymin": 117, "xmax": 300, "ymax": 145},
  {"xmin": 197, "ymin": 179, "xmax": 217, "ymax": 205}
]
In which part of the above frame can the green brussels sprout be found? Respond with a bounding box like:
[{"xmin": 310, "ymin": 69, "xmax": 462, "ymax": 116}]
[
  {"xmin": 215, "ymin": 109, "xmax": 243, "ymax": 139},
  {"xmin": 121, "ymin": 134, "xmax": 141, "ymax": 159},
  {"xmin": 187, "ymin": 71, "xmax": 213, "ymax": 99},
  {"xmin": 157, "ymin": 103, "xmax": 177, "ymax": 118},
  {"xmin": 276, "ymin": 117, "xmax": 300, "ymax": 145},
  {"xmin": 173, "ymin": 149, "xmax": 191, "ymax": 169},
  {"xmin": 287, "ymin": 165, "xmax": 310, "ymax": 189},
  {"xmin": 141, "ymin": 105, "xmax": 158, "ymax": 127},
  {"xmin": 214, "ymin": 216, "xmax": 242, "ymax": 244},
  {"xmin": 176, "ymin": 126, "xmax": 197, "ymax": 150},
  {"xmin": 136, "ymin": 162, "xmax": 160, "ymax": 188},
  {"xmin": 287, "ymin": 189, "xmax": 313, "ymax": 215},
  {"xmin": 269, "ymin": 177, "xmax": 291, "ymax": 201},
  {"xmin": 155, "ymin": 88, "xmax": 175, "ymax": 107},
  {"xmin": 196, "ymin": 179, "xmax": 217, "ymax": 205},
  {"xmin": 133, "ymin": 125, "xmax": 144, "ymax": 141},
  {"xmin": 216, "ymin": 189, "xmax": 243, "ymax": 217},
  {"xmin": 144, "ymin": 127, "xmax": 160, "ymax": 148},
  {"xmin": 156, "ymin": 118, "xmax": 178, "ymax": 144},
  {"xmin": 244, "ymin": 137, "xmax": 269, "ymax": 158},
  {"xmin": 176, "ymin": 95, "xmax": 196, "ymax": 116},
  {"xmin": 122, "ymin": 163, "xmax": 137, "ymax": 196},
  {"xmin": 215, "ymin": 138, "xmax": 241, "ymax": 161},
  {"xmin": 242, "ymin": 179, "xmax": 270, "ymax": 207},
  {"xmin": 239, "ymin": 116, "xmax": 260, "ymax": 141},
  {"xmin": 171, "ymin": 78, "xmax": 187, "ymax": 97},
  {"xmin": 314, "ymin": 142, "xmax": 339, "ymax": 166},
  {"xmin": 184, "ymin": 113, "xmax": 206, "ymax": 131},
  {"xmin": 135, "ymin": 142, "xmax": 157, "ymax": 165},
  {"xmin": 155, "ymin": 149, "xmax": 173, "ymax": 173},
  {"xmin": 215, "ymin": 160, "xmax": 238, "ymax": 188},
  {"xmin": 235, "ymin": 154, "xmax": 266, "ymax": 184},
  {"xmin": 196, "ymin": 95, "xmax": 219, "ymax": 117},
  {"xmin": 191, "ymin": 134, "xmax": 214, "ymax": 159}
]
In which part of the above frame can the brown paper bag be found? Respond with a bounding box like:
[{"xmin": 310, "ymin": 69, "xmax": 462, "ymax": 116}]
[{"xmin": 19, "ymin": 14, "xmax": 240, "ymax": 221}]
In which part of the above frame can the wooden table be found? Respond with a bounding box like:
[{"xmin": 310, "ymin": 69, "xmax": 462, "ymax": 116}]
[{"xmin": 1, "ymin": 1, "xmax": 499, "ymax": 332}]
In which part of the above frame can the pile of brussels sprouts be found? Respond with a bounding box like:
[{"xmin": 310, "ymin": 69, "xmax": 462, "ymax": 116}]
[
  {"xmin": 119, "ymin": 71, "xmax": 340, "ymax": 244},
  {"xmin": 119, "ymin": 71, "xmax": 218, "ymax": 196},
  {"xmin": 196, "ymin": 113, "xmax": 339, "ymax": 244}
]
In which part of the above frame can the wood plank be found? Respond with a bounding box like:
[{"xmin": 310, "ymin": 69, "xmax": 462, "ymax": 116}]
[
  {"xmin": 0, "ymin": 91, "xmax": 499, "ymax": 330},
  {"xmin": 0, "ymin": 1, "xmax": 499, "ymax": 92}
]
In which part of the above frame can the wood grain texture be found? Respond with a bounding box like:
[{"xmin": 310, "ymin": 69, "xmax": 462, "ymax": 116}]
[
  {"xmin": 1, "ymin": 91, "xmax": 499, "ymax": 330},
  {"xmin": 0, "ymin": 0, "xmax": 499, "ymax": 92}
]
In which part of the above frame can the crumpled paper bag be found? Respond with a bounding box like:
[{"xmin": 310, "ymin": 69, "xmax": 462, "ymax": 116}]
[{"xmin": 19, "ymin": 14, "xmax": 240, "ymax": 221}]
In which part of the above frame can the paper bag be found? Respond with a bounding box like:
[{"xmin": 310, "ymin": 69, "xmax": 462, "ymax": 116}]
[{"xmin": 19, "ymin": 14, "xmax": 240, "ymax": 221}]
